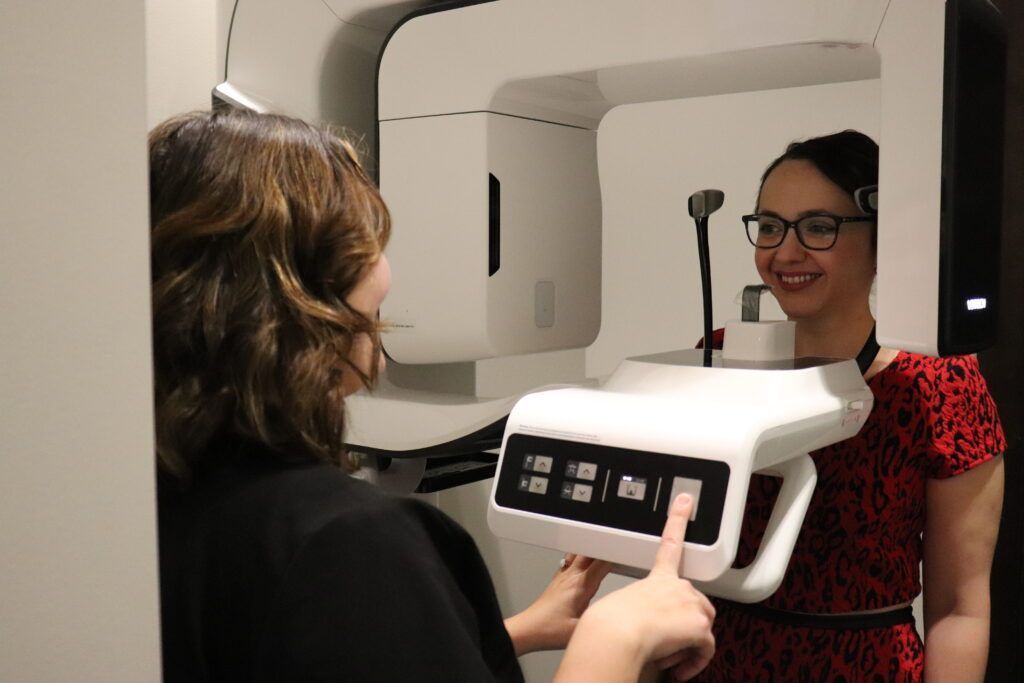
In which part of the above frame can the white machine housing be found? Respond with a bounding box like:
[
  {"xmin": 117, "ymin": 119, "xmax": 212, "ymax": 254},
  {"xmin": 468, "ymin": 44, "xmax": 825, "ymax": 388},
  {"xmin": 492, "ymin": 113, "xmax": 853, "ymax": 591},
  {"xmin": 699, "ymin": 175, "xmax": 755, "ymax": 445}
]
[
  {"xmin": 488, "ymin": 349, "xmax": 873, "ymax": 601},
  {"xmin": 379, "ymin": 112, "xmax": 601, "ymax": 363},
  {"xmin": 219, "ymin": 0, "xmax": 1004, "ymax": 600},
  {"xmin": 220, "ymin": 0, "xmax": 1004, "ymax": 456},
  {"xmin": 375, "ymin": 0, "xmax": 1002, "ymax": 366}
]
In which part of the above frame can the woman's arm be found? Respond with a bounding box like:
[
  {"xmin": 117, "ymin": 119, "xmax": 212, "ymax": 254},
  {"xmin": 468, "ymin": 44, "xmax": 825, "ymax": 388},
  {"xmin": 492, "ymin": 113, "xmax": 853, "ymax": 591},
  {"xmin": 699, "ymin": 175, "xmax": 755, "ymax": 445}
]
[
  {"xmin": 923, "ymin": 455, "xmax": 1004, "ymax": 683},
  {"xmin": 553, "ymin": 495, "xmax": 716, "ymax": 683},
  {"xmin": 503, "ymin": 554, "xmax": 611, "ymax": 655}
]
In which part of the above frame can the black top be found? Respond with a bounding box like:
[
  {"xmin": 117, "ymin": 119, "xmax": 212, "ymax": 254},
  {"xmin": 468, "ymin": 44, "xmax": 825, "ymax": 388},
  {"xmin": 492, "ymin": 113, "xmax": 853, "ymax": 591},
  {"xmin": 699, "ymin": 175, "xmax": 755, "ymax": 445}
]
[{"xmin": 158, "ymin": 441, "xmax": 523, "ymax": 683}]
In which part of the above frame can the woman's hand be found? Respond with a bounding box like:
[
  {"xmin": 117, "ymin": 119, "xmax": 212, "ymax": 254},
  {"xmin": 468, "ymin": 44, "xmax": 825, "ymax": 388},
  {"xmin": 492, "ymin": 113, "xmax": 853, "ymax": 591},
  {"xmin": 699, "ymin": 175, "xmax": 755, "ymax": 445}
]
[
  {"xmin": 504, "ymin": 553, "xmax": 612, "ymax": 655},
  {"xmin": 553, "ymin": 494, "xmax": 715, "ymax": 682}
]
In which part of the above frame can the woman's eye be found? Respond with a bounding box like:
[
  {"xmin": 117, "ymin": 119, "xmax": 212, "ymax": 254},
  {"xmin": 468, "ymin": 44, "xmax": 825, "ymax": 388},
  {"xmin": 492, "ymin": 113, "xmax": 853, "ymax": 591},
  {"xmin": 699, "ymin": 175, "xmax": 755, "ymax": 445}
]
[
  {"xmin": 804, "ymin": 221, "xmax": 837, "ymax": 236},
  {"xmin": 758, "ymin": 222, "xmax": 783, "ymax": 235}
]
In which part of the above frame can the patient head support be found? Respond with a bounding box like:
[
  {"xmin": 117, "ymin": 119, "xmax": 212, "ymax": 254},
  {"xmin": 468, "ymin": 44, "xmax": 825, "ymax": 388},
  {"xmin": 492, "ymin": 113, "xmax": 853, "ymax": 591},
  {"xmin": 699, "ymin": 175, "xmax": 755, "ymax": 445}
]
[{"xmin": 688, "ymin": 189, "xmax": 726, "ymax": 220}]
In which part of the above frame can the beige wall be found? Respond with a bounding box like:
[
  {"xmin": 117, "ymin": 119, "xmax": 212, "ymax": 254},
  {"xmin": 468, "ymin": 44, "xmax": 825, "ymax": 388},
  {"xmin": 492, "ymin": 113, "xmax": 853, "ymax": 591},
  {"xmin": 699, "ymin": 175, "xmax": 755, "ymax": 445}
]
[
  {"xmin": 145, "ymin": 0, "xmax": 228, "ymax": 128},
  {"xmin": 0, "ymin": 2, "xmax": 161, "ymax": 681}
]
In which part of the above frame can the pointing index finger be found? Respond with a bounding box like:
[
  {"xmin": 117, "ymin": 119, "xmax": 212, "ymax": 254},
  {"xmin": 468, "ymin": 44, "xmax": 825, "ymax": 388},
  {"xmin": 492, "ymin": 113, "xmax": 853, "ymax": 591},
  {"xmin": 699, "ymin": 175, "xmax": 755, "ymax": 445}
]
[{"xmin": 650, "ymin": 493, "xmax": 693, "ymax": 577}]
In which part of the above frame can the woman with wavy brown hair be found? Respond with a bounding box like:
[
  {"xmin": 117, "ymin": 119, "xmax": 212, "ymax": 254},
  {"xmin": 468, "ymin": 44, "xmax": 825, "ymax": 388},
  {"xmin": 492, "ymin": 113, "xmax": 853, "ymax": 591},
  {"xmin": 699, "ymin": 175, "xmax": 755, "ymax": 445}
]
[
  {"xmin": 150, "ymin": 109, "xmax": 388, "ymax": 479},
  {"xmin": 151, "ymin": 109, "xmax": 715, "ymax": 683}
]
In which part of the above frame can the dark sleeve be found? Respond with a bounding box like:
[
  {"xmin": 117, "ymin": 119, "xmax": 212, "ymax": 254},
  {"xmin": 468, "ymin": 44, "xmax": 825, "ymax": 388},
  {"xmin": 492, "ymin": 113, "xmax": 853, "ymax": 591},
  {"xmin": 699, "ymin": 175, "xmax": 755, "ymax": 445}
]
[
  {"xmin": 924, "ymin": 354, "xmax": 1006, "ymax": 479},
  {"xmin": 255, "ymin": 497, "xmax": 523, "ymax": 683}
]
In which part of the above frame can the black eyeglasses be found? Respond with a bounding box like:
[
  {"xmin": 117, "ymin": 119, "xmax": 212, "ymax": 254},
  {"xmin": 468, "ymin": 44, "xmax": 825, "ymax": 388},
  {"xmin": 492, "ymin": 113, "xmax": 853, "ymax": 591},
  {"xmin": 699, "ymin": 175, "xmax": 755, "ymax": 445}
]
[{"xmin": 742, "ymin": 213, "xmax": 876, "ymax": 251}]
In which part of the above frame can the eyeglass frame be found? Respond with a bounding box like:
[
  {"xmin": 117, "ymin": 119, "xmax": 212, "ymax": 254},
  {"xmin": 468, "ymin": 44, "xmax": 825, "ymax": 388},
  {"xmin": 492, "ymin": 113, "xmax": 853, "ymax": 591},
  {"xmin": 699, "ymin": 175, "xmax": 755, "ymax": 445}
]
[{"xmin": 741, "ymin": 212, "xmax": 876, "ymax": 251}]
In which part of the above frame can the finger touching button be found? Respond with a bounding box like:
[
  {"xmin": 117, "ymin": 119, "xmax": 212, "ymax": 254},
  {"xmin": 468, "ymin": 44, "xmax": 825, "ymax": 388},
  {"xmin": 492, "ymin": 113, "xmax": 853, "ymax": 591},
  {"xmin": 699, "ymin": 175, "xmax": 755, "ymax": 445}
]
[{"xmin": 669, "ymin": 477, "xmax": 703, "ymax": 521}]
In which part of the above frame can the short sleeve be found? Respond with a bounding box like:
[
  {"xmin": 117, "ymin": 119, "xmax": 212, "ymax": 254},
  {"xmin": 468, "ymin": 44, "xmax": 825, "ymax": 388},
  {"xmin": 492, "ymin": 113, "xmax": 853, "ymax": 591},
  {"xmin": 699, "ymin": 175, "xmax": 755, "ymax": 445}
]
[
  {"xmin": 256, "ymin": 498, "xmax": 522, "ymax": 683},
  {"xmin": 924, "ymin": 354, "xmax": 1006, "ymax": 479},
  {"xmin": 695, "ymin": 328, "xmax": 726, "ymax": 350}
]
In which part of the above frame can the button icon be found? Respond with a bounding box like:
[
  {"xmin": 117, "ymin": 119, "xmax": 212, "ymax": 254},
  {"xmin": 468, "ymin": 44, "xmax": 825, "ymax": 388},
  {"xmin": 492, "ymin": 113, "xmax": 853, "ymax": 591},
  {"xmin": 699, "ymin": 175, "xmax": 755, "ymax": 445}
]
[
  {"xmin": 533, "ymin": 455, "xmax": 553, "ymax": 474},
  {"xmin": 565, "ymin": 461, "xmax": 579, "ymax": 478},
  {"xmin": 518, "ymin": 475, "xmax": 531, "ymax": 492},
  {"xmin": 617, "ymin": 476, "xmax": 647, "ymax": 501},
  {"xmin": 560, "ymin": 483, "xmax": 575, "ymax": 499},
  {"xmin": 528, "ymin": 476, "xmax": 549, "ymax": 495},
  {"xmin": 571, "ymin": 483, "xmax": 593, "ymax": 503},
  {"xmin": 522, "ymin": 454, "xmax": 535, "ymax": 470},
  {"xmin": 577, "ymin": 462, "xmax": 598, "ymax": 481}
]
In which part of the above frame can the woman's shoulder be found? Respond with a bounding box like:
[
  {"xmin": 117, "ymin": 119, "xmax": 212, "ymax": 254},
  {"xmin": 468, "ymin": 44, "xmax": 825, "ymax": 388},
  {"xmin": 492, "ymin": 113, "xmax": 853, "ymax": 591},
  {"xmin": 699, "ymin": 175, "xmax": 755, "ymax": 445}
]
[
  {"xmin": 876, "ymin": 350, "xmax": 1001, "ymax": 435},
  {"xmin": 277, "ymin": 464, "xmax": 465, "ymax": 544},
  {"xmin": 264, "ymin": 463, "xmax": 475, "ymax": 558},
  {"xmin": 878, "ymin": 350, "xmax": 985, "ymax": 387},
  {"xmin": 161, "ymin": 445, "xmax": 456, "ymax": 551}
]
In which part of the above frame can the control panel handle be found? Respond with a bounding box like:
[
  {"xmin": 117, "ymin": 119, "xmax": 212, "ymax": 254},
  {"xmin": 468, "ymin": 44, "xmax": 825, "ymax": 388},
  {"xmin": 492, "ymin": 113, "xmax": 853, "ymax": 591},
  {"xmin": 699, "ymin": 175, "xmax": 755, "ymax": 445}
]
[{"xmin": 695, "ymin": 453, "xmax": 816, "ymax": 603}]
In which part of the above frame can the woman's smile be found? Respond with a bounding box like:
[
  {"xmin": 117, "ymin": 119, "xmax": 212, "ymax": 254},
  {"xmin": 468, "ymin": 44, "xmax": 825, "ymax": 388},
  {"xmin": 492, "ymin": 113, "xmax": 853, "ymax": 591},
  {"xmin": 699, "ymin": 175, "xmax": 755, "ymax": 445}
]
[{"xmin": 774, "ymin": 271, "xmax": 823, "ymax": 291}]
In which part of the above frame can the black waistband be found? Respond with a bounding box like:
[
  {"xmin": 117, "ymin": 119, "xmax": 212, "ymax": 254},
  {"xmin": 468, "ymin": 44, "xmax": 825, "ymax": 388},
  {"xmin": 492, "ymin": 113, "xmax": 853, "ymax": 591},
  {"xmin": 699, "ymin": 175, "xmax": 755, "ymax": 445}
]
[{"xmin": 717, "ymin": 599, "xmax": 915, "ymax": 630}]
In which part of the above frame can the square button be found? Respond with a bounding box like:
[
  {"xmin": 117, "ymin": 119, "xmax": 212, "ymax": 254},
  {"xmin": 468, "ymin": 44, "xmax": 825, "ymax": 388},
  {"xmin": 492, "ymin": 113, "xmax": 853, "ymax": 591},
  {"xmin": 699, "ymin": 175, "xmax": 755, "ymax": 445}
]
[
  {"xmin": 617, "ymin": 476, "xmax": 647, "ymax": 501},
  {"xmin": 533, "ymin": 455, "xmax": 553, "ymax": 474},
  {"xmin": 576, "ymin": 461, "xmax": 598, "ymax": 481},
  {"xmin": 669, "ymin": 477, "xmax": 703, "ymax": 521},
  {"xmin": 528, "ymin": 476, "xmax": 549, "ymax": 495},
  {"xmin": 571, "ymin": 483, "xmax": 593, "ymax": 503}
]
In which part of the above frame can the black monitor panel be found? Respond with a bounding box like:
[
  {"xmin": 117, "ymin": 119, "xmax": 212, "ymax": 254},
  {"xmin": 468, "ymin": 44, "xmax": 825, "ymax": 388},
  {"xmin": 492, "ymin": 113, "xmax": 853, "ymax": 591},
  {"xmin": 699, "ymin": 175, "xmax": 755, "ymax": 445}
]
[{"xmin": 938, "ymin": 0, "xmax": 1007, "ymax": 354}]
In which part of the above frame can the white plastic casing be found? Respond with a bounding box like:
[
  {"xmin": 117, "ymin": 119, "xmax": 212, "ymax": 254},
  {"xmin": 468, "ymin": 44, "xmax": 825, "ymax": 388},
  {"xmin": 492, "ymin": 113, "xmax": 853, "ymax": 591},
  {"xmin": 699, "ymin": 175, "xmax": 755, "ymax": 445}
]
[
  {"xmin": 488, "ymin": 351, "xmax": 873, "ymax": 602},
  {"xmin": 874, "ymin": 0, "xmax": 946, "ymax": 355},
  {"xmin": 221, "ymin": 0, "xmax": 961, "ymax": 453},
  {"xmin": 378, "ymin": 113, "xmax": 601, "ymax": 364},
  {"xmin": 223, "ymin": 0, "xmax": 956, "ymax": 374},
  {"xmin": 723, "ymin": 320, "xmax": 796, "ymax": 362}
]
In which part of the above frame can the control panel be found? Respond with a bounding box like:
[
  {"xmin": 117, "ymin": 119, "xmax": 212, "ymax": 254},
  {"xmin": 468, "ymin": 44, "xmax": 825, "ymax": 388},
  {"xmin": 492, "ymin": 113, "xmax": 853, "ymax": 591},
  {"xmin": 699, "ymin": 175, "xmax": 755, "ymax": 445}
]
[{"xmin": 494, "ymin": 433, "xmax": 730, "ymax": 546}]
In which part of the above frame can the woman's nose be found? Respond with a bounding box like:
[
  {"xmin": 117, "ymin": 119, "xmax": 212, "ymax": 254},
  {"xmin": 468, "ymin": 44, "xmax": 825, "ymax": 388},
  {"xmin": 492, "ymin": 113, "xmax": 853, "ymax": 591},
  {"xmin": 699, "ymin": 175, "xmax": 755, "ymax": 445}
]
[{"xmin": 774, "ymin": 228, "xmax": 806, "ymax": 261}]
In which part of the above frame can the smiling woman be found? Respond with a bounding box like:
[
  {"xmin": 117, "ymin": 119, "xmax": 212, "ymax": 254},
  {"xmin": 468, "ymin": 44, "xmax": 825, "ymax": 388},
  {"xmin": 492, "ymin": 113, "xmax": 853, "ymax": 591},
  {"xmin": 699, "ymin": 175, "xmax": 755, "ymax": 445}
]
[
  {"xmin": 751, "ymin": 131, "xmax": 879, "ymax": 359},
  {"xmin": 692, "ymin": 130, "xmax": 1006, "ymax": 683},
  {"xmin": 753, "ymin": 158, "xmax": 877, "ymax": 350}
]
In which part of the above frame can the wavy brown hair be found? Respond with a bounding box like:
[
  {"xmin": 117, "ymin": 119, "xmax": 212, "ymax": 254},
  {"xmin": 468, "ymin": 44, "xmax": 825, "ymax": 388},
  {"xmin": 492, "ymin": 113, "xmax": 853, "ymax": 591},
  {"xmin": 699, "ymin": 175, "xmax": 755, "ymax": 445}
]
[{"xmin": 149, "ymin": 110, "xmax": 390, "ymax": 478}]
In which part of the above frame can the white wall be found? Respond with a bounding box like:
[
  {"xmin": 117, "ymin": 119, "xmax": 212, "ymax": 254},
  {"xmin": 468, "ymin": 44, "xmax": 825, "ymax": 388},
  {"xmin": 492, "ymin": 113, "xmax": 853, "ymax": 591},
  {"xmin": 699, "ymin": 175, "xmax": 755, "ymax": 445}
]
[{"xmin": 0, "ymin": 3, "xmax": 161, "ymax": 681}]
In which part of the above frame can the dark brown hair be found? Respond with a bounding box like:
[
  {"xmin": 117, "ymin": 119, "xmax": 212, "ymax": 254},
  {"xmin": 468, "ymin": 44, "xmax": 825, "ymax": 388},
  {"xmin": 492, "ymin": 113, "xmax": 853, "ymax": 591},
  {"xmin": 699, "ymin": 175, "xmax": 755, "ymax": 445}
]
[
  {"xmin": 149, "ymin": 110, "xmax": 390, "ymax": 478},
  {"xmin": 758, "ymin": 129, "xmax": 879, "ymax": 204}
]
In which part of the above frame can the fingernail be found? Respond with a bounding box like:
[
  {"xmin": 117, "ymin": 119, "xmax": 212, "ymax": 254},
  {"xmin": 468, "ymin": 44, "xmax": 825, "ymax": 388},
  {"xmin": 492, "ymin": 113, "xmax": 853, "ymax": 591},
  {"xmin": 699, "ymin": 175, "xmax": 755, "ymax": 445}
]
[{"xmin": 675, "ymin": 493, "xmax": 692, "ymax": 508}]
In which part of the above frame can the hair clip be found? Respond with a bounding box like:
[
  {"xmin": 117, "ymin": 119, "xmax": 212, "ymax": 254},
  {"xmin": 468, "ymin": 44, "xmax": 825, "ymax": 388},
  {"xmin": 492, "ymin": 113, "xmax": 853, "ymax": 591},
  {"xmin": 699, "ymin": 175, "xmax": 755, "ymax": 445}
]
[{"xmin": 854, "ymin": 185, "xmax": 878, "ymax": 214}]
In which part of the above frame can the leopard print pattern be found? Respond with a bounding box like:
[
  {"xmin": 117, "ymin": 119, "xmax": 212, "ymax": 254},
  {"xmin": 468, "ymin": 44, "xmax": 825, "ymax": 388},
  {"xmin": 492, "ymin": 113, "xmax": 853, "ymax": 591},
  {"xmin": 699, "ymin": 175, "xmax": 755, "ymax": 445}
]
[{"xmin": 692, "ymin": 336, "xmax": 1005, "ymax": 682}]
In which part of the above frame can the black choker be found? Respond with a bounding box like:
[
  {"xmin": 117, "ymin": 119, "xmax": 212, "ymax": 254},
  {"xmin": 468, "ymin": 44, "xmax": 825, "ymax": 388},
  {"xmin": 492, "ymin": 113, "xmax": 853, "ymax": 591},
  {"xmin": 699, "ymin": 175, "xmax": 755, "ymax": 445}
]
[{"xmin": 855, "ymin": 325, "xmax": 881, "ymax": 375}]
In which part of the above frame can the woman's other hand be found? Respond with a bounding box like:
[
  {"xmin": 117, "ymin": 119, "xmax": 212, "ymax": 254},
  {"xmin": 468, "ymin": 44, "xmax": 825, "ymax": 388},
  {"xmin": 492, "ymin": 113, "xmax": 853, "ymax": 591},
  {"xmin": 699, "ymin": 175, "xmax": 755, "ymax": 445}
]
[{"xmin": 504, "ymin": 553, "xmax": 612, "ymax": 655}]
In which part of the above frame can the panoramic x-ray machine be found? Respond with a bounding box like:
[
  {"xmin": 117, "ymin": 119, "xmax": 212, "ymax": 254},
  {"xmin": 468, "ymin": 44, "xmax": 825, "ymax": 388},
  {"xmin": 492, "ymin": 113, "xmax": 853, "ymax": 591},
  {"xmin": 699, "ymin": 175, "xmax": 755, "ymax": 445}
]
[{"xmin": 218, "ymin": 0, "xmax": 1005, "ymax": 601}]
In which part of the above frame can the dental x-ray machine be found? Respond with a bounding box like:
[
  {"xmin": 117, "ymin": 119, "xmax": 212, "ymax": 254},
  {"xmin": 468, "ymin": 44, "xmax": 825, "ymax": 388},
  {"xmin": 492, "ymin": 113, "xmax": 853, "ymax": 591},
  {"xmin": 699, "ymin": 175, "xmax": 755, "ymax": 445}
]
[{"xmin": 217, "ymin": 0, "xmax": 1005, "ymax": 601}]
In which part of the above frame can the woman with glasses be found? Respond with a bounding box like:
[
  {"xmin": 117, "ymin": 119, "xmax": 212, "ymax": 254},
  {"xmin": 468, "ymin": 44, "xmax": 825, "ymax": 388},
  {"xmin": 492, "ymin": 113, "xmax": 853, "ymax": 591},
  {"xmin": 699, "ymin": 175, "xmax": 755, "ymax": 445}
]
[
  {"xmin": 690, "ymin": 131, "xmax": 1005, "ymax": 683},
  {"xmin": 152, "ymin": 109, "xmax": 716, "ymax": 683}
]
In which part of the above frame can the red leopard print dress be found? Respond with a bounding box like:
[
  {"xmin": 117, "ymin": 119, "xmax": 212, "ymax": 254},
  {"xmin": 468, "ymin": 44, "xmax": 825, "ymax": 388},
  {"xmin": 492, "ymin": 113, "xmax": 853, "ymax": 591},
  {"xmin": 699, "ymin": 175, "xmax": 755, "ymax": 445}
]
[{"xmin": 693, "ymin": 333, "xmax": 1006, "ymax": 682}]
